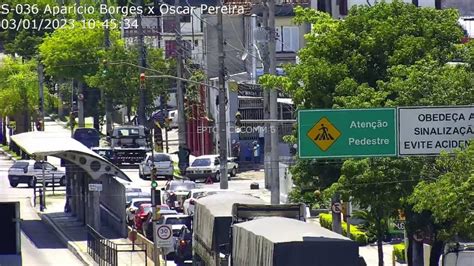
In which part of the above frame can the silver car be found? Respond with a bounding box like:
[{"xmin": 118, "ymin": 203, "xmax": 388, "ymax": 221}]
[
  {"xmin": 138, "ymin": 153, "xmax": 174, "ymax": 180},
  {"xmin": 8, "ymin": 160, "xmax": 66, "ymax": 188}
]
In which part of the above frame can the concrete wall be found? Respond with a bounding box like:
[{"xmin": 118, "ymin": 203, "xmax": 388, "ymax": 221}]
[{"xmin": 203, "ymin": 15, "xmax": 247, "ymax": 78}]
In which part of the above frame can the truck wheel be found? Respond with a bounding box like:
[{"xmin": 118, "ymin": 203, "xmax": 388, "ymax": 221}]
[
  {"xmin": 230, "ymin": 167, "xmax": 237, "ymax": 177},
  {"xmin": 28, "ymin": 177, "xmax": 37, "ymax": 188},
  {"xmin": 9, "ymin": 181, "xmax": 18, "ymax": 187}
]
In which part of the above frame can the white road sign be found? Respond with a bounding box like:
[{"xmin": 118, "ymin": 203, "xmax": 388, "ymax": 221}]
[
  {"xmin": 155, "ymin": 224, "xmax": 173, "ymax": 248},
  {"xmin": 398, "ymin": 106, "xmax": 474, "ymax": 155},
  {"xmin": 88, "ymin": 183, "xmax": 102, "ymax": 192}
]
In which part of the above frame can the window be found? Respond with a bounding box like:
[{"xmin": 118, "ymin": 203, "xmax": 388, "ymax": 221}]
[
  {"xmin": 133, "ymin": 200, "xmax": 151, "ymax": 208},
  {"xmin": 276, "ymin": 26, "xmax": 299, "ymax": 52},
  {"xmin": 317, "ymin": 0, "xmax": 331, "ymax": 13},
  {"xmin": 191, "ymin": 158, "xmax": 211, "ymax": 166},
  {"xmin": 181, "ymin": 14, "xmax": 191, "ymax": 23},
  {"xmin": 169, "ymin": 182, "xmax": 196, "ymax": 191},
  {"xmin": 412, "ymin": 0, "xmax": 419, "ymax": 7},
  {"xmin": 150, "ymin": 154, "xmax": 171, "ymax": 162},
  {"xmin": 12, "ymin": 161, "xmax": 29, "ymax": 169},
  {"xmin": 339, "ymin": 0, "xmax": 348, "ymax": 15}
]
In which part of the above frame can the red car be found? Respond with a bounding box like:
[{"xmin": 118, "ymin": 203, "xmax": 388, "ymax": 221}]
[{"xmin": 134, "ymin": 203, "xmax": 152, "ymax": 232}]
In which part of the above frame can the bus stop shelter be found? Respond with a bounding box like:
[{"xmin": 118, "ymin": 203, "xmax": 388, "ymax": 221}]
[{"xmin": 11, "ymin": 131, "xmax": 132, "ymax": 237}]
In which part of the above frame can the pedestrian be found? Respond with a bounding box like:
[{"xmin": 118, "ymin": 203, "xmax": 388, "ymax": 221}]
[
  {"xmin": 257, "ymin": 125, "xmax": 265, "ymax": 161},
  {"xmin": 253, "ymin": 141, "xmax": 260, "ymax": 164},
  {"xmin": 244, "ymin": 142, "xmax": 252, "ymax": 161},
  {"xmin": 231, "ymin": 139, "xmax": 240, "ymax": 161}
]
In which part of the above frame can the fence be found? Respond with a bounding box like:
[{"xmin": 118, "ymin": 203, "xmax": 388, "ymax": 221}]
[{"xmin": 87, "ymin": 225, "xmax": 147, "ymax": 266}]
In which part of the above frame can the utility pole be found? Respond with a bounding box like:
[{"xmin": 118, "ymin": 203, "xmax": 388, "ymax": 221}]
[
  {"xmin": 103, "ymin": 0, "xmax": 112, "ymax": 135},
  {"xmin": 75, "ymin": 0, "xmax": 84, "ymax": 128},
  {"xmin": 268, "ymin": 0, "xmax": 279, "ymax": 204},
  {"xmin": 38, "ymin": 63, "xmax": 45, "ymax": 131},
  {"xmin": 262, "ymin": 0, "xmax": 271, "ymax": 190},
  {"xmin": 175, "ymin": 0, "xmax": 187, "ymax": 149},
  {"xmin": 137, "ymin": 0, "xmax": 147, "ymax": 126},
  {"xmin": 217, "ymin": 7, "xmax": 228, "ymax": 189}
]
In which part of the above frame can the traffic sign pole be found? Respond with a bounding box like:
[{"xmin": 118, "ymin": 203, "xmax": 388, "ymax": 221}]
[{"xmin": 331, "ymin": 194, "xmax": 342, "ymax": 234}]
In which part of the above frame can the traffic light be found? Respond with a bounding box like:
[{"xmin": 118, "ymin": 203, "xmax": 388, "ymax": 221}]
[
  {"xmin": 151, "ymin": 166, "xmax": 158, "ymax": 189},
  {"xmin": 235, "ymin": 111, "xmax": 242, "ymax": 127},
  {"xmin": 102, "ymin": 59, "xmax": 108, "ymax": 75},
  {"xmin": 140, "ymin": 73, "xmax": 145, "ymax": 86}
]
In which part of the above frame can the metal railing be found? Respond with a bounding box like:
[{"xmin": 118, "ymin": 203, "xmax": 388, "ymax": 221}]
[{"xmin": 87, "ymin": 225, "xmax": 147, "ymax": 266}]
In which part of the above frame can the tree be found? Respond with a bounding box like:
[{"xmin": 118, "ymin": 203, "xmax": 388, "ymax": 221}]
[
  {"xmin": 410, "ymin": 145, "xmax": 474, "ymax": 264},
  {"xmin": 261, "ymin": 2, "xmax": 470, "ymax": 265},
  {"xmin": 39, "ymin": 20, "xmax": 121, "ymax": 128},
  {"xmin": 0, "ymin": 0, "xmax": 101, "ymax": 59},
  {"xmin": 0, "ymin": 57, "xmax": 42, "ymax": 133},
  {"xmin": 85, "ymin": 43, "xmax": 175, "ymax": 122}
]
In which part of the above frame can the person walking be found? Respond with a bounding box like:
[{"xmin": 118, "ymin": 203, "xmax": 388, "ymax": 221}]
[
  {"xmin": 252, "ymin": 141, "xmax": 260, "ymax": 164},
  {"xmin": 232, "ymin": 139, "xmax": 241, "ymax": 161}
]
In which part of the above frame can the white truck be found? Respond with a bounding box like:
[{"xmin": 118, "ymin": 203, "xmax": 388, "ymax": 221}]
[{"xmin": 93, "ymin": 126, "xmax": 151, "ymax": 166}]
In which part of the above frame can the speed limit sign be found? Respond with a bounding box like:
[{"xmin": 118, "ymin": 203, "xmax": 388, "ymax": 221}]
[{"xmin": 155, "ymin": 224, "xmax": 173, "ymax": 248}]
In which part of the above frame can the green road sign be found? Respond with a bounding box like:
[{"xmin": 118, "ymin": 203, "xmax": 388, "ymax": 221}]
[{"xmin": 298, "ymin": 108, "xmax": 397, "ymax": 158}]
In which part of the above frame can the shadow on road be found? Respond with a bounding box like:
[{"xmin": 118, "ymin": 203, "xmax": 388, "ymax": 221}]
[{"xmin": 20, "ymin": 220, "xmax": 69, "ymax": 249}]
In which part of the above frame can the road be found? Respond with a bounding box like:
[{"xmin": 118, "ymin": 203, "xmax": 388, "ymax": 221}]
[{"xmin": 0, "ymin": 154, "xmax": 84, "ymax": 266}]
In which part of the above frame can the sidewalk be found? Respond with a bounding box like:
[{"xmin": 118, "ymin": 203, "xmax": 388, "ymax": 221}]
[{"xmin": 36, "ymin": 194, "xmax": 158, "ymax": 266}]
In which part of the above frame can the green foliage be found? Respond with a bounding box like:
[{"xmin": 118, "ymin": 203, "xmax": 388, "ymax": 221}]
[
  {"xmin": 0, "ymin": 0, "xmax": 57, "ymax": 58},
  {"xmin": 85, "ymin": 43, "xmax": 174, "ymax": 117},
  {"xmin": 410, "ymin": 144, "xmax": 474, "ymax": 241},
  {"xmin": 0, "ymin": 57, "xmax": 40, "ymax": 117},
  {"xmin": 393, "ymin": 243, "xmax": 406, "ymax": 262},
  {"xmin": 39, "ymin": 21, "xmax": 118, "ymax": 81},
  {"xmin": 319, "ymin": 213, "xmax": 369, "ymax": 245}
]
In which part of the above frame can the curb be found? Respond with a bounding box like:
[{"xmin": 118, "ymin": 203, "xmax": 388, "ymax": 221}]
[
  {"xmin": 37, "ymin": 212, "xmax": 95, "ymax": 266},
  {"xmin": 0, "ymin": 147, "xmax": 16, "ymax": 162}
]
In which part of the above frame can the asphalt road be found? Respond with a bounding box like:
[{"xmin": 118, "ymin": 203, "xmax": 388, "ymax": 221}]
[{"xmin": 0, "ymin": 155, "xmax": 84, "ymax": 266}]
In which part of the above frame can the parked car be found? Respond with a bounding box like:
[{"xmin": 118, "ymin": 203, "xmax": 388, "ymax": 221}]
[
  {"xmin": 174, "ymin": 225, "xmax": 193, "ymax": 265},
  {"xmin": 143, "ymin": 208, "xmax": 177, "ymax": 240},
  {"xmin": 138, "ymin": 153, "xmax": 174, "ymax": 180},
  {"xmin": 8, "ymin": 160, "xmax": 66, "ymax": 188},
  {"xmin": 185, "ymin": 155, "xmax": 238, "ymax": 182},
  {"xmin": 134, "ymin": 203, "xmax": 155, "ymax": 232},
  {"xmin": 161, "ymin": 180, "xmax": 196, "ymax": 212},
  {"xmin": 160, "ymin": 214, "xmax": 192, "ymax": 260},
  {"xmin": 182, "ymin": 188, "xmax": 232, "ymax": 215},
  {"xmin": 126, "ymin": 197, "xmax": 151, "ymax": 225}
]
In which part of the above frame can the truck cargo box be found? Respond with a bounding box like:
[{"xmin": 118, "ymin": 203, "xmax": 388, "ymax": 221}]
[
  {"xmin": 232, "ymin": 217, "xmax": 359, "ymax": 266},
  {"xmin": 193, "ymin": 192, "xmax": 265, "ymax": 265}
]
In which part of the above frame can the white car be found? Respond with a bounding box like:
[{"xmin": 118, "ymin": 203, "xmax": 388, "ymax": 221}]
[
  {"xmin": 138, "ymin": 153, "xmax": 174, "ymax": 180},
  {"xmin": 161, "ymin": 180, "xmax": 197, "ymax": 212},
  {"xmin": 125, "ymin": 197, "xmax": 151, "ymax": 225},
  {"xmin": 185, "ymin": 155, "xmax": 238, "ymax": 182},
  {"xmin": 8, "ymin": 160, "xmax": 66, "ymax": 188},
  {"xmin": 182, "ymin": 188, "xmax": 232, "ymax": 215}
]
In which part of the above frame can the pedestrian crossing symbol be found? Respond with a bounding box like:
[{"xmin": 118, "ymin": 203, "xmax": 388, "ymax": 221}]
[{"xmin": 307, "ymin": 117, "xmax": 341, "ymax": 151}]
